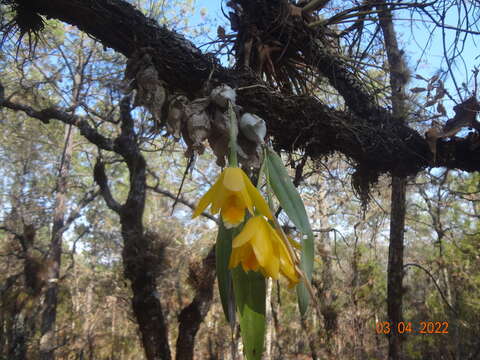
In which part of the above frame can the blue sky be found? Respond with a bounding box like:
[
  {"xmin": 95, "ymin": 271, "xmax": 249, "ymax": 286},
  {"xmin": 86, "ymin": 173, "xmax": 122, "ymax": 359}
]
[{"xmin": 188, "ymin": 1, "xmax": 479, "ymax": 108}]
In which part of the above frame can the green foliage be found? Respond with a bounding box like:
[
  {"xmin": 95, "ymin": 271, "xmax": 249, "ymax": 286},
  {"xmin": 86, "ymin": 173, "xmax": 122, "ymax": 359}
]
[
  {"xmin": 1, "ymin": 1, "xmax": 480, "ymax": 359},
  {"xmin": 215, "ymin": 222, "xmax": 236, "ymax": 325},
  {"xmin": 265, "ymin": 147, "xmax": 314, "ymax": 315},
  {"xmin": 232, "ymin": 267, "xmax": 266, "ymax": 360}
]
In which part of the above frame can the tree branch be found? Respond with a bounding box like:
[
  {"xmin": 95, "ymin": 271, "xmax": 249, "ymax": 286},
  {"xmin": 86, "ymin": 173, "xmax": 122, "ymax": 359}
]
[
  {"xmin": 62, "ymin": 189, "xmax": 100, "ymax": 231},
  {"xmin": 175, "ymin": 245, "xmax": 216, "ymax": 360},
  {"xmin": 0, "ymin": 94, "xmax": 115, "ymax": 152},
  {"xmin": 146, "ymin": 168, "xmax": 219, "ymax": 224},
  {"xmin": 403, "ymin": 263, "xmax": 457, "ymax": 315},
  {"xmin": 147, "ymin": 185, "xmax": 219, "ymax": 224},
  {"xmin": 93, "ymin": 160, "xmax": 122, "ymax": 213},
  {"xmin": 10, "ymin": 0, "xmax": 478, "ymax": 178}
]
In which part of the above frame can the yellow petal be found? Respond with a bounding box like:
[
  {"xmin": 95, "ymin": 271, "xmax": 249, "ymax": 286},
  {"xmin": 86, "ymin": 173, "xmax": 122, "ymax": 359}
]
[
  {"xmin": 249, "ymin": 218, "xmax": 273, "ymax": 267},
  {"xmin": 263, "ymin": 226, "xmax": 281, "ymax": 278},
  {"xmin": 232, "ymin": 216, "xmax": 261, "ymax": 248},
  {"xmin": 229, "ymin": 214, "xmax": 299, "ymax": 285},
  {"xmin": 281, "ymin": 268, "xmax": 299, "ymax": 286},
  {"xmin": 238, "ymin": 186, "xmax": 254, "ymax": 215},
  {"xmin": 222, "ymin": 168, "xmax": 245, "ymax": 191},
  {"xmin": 229, "ymin": 244, "xmax": 243, "ymax": 269},
  {"xmin": 263, "ymin": 251, "xmax": 280, "ymax": 279},
  {"xmin": 243, "ymin": 172, "xmax": 273, "ymax": 219},
  {"xmin": 192, "ymin": 181, "xmax": 218, "ymax": 218},
  {"xmin": 272, "ymin": 227, "xmax": 299, "ymax": 283},
  {"xmin": 283, "ymin": 275, "xmax": 299, "ymax": 288},
  {"xmin": 278, "ymin": 243, "xmax": 299, "ymax": 284},
  {"xmin": 210, "ymin": 176, "xmax": 228, "ymax": 214},
  {"xmin": 280, "ymin": 261, "xmax": 298, "ymax": 283}
]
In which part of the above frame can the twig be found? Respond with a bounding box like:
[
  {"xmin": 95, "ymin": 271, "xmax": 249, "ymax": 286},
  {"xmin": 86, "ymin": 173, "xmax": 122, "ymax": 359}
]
[
  {"xmin": 403, "ymin": 263, "xmax": 457, "ymax": 315},
  {"xmin": 146, "ymin": 169, "xmax": 219, "ymax": 224}
]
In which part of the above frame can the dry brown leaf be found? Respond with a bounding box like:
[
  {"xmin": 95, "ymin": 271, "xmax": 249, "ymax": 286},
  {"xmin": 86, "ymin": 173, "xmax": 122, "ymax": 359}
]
[
  {"xmin": 429, "ymin": 74, "xmax": 440, "ymax": 84},
  {"xmin": 425, "ymin": 97, "xmax": 480, "ymax": 163},
  {"xmin": 434, "ymin": 86, "xmax": 445, "ymax": 101},
  {"xmin": 289, "ymin": 4, "xmax": 303, "ymax": 17},
  {"xmin": 437, "ymin": 102, "xmax": 446, "ymax": 116},
  {"xmin": 410, "ymin": 87, "xmax": 427, "ymax": 93},
  {"xmin": 207, "ymin": 110, "xmax": 232, "ymax": 167},
  {"xmin": 183, "ymin": 98, "xmax": 211, "ymax": 155},
  {"xmin": 237, "ymin": 134, "xmax": 262, "ymax": 169},
  {"xmin": 166, "ymin": 95, "xmax": 188, "ymax": 139},
  {"xmin": 217, "ymin": 25, "xmax": 226, "ymax": 39},
  {"xmin": 425, "ymin": 124, "xmax": 442, "ymax": 163},
  {"xmin": 125, "ymin": 51, "xmax": 167, "ymax": 125},
  {"xmin": 443, "ymin": 96, "xmax": 480, "ymax": 135}
]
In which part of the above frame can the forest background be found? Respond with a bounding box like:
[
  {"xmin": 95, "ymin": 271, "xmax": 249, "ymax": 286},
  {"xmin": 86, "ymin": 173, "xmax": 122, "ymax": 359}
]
[{"xmin": 0, "ymin": 0, "xmax": 479, "ymax": 359}]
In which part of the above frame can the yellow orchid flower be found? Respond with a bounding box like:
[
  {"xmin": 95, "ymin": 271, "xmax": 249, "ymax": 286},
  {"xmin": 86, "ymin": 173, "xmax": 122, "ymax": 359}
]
[
  {"xmin": 193, "ymin": 167, "xmax": 272, "ymax": 227},
  {"xmin": 229, "ymin": 216, "xmax": 300, "ymax": 286}
]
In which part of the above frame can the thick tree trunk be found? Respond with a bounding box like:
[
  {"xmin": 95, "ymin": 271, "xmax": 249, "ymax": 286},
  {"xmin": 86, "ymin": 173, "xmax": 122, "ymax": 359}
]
[
  {"xmin": 387, "ymin": 176, "xmax": 406, "ymax": 359},
  {"xmin": 9, "ymin": 312, "xmax": 28, "ymax": 360},
  {"xmin": 315, "ymin": 190, "xmax": 338, "ymax": 357},
  {"xmin": 351, "ymin": 229, "xmax": 364, "ymax": 360},
  {"xmin": 118, "ymin": 138, "xmax": 172, "ymax": 359},
  {"xmin": 39, "ymin": 124, "xmax": 74, "ymax": 360},
  {"xmin": 3, "ymin": 275, "xmax": 31, "ymax": 360},
  {"xmin": 377, "ymin": 2, "xmax": 408, "ymax": 359},
  {"xmin": 175, "ymin": 246, "xmax": 216, "ymax": 360},
  {"xmin": 121, "ymin": 217, "xmax": 171, "ymax": 360},
  {"xmin": 93, "ymin": 97, "xmax": 172, "ymax": 360}
]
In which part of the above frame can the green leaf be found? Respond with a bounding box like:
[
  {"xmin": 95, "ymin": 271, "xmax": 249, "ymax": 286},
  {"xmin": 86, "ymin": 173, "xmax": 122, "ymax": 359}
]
[
  {"xmin": 265, "ymin": 147, "xmax": 314, "ymax": 315},
  {"xmin": 232, "ymin": 267, "xmax": 266, "ymax": 360},
  {"xmin": 216, "ymin": 223, "xmax": 237, "ymax": 326},
  {"xmin": 296, "ymin": 232, "xmax": 314, "ymax": 315},
  {"xmin": 265, "ymin": 148, "xmax": 312, "ymax": 234}
]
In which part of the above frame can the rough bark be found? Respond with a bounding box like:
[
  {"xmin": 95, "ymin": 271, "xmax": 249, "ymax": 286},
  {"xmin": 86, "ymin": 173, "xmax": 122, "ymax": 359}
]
[
  {"xmin": 40, "ymin": 48, "xmax": 89, "ymax": 358},
  {"xmin": 4, "ymin": 0, "xmax": 478, "ymax": 179},
  {"xmin": 175, "ymin": 246, "xmax": 216, "ymax": 360},
  {"xmin": 386, "ymin": 176, "xmax": 406, "ymax": 359},
  {"xmin": 377, "ymin": 2, "xmax": 408, "ymax": 358},
  {"xmin": 0, "ymin": 76, "xmax": 217, "ymax": 360},
  {"xmin": 9, "ymin": 312, "xmax": 28, "ymax": 360},
  {"xmin": 120, "ymin": 215, "xmax": 172, "ymax": 360},
  {"xmin": 0, "ymin": 274, "xmax": 29, "ymax": 360},
  {"xmin": 91, "ymin": 96, "xmax": 216, "ymax": 360},
  {"xmin": 315, "ymin": 190, "xmax": 338, "ymax": 357},
  {"xmin": 39, "ymin": 124, "xmax": 74, "ymax": 360},
  {"xmin": 1, "ymin": 1, "xmax": 480, "ymax": 357},
  {"xmin": 93, "ymin": 97, "xmax": 172, "ymax": 360}
]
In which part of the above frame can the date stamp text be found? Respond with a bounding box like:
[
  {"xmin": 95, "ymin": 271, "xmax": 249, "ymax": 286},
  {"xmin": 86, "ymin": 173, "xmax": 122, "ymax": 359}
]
[{"xmin": 375, "ymin": 321, "xmax": 449, "ymax": 335}]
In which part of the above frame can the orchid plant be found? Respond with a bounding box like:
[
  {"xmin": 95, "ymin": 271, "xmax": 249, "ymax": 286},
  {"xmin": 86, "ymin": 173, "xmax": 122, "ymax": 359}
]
[{"xmin": 192, "ymin": 102, "xmax": 315, "ymax": 360}]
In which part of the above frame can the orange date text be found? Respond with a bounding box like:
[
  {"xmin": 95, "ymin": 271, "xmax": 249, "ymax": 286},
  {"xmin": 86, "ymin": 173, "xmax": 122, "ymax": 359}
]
[{"xmin": 375, "ymin": 321, "xmax": 449, "ymax": 335}]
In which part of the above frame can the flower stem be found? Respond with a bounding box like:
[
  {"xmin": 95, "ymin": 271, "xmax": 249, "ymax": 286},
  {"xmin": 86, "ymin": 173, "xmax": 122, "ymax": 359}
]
[
  {"xmin": 257, "ymin": 147, "xmax": 267, "ymax": 189},
  {"xmin": 227, "ymin": 101, "xmax": 238, "ymax": 167}
]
